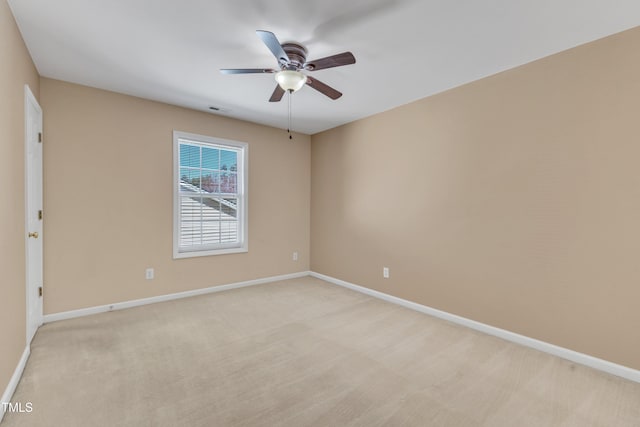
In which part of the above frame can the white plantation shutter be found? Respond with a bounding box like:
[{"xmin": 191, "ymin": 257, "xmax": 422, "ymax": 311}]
[{"xmin": 173, "ymin": 131, "xmax": 248, "ymax": 258}]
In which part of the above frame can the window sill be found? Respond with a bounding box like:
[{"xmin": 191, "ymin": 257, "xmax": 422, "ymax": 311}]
[{"xmin": 173, "ymin": 246, "xmax": 248, "ymax": 259}]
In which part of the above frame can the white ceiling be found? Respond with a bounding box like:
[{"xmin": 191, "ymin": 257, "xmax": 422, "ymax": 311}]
[{"xmin": 8, "ymin": 0, "xmax": 640, "ymax": 135}]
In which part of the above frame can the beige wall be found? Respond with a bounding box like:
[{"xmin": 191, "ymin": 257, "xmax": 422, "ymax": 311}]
[
  {"xmin": 0, "ymin": 0, "xmax": 40, "ymax": 398},
  {"xmin": 40, "ymin": 78, "xmax": 310, "ymax": 314},
  {"xmin": 311, "ymin": 27, "xmax": 640, "ymax": 370}
]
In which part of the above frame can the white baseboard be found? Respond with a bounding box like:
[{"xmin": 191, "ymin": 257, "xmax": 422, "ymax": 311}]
[
  {"xmin": 43, "ymin": 271, "xmax": 311, "ymax": 324},
  {"xmin": 0, "ymin": 346, "xmax": 31, "ymax": 424},
  {"xmin": 310, "ymin": 271, "xmax": 640, "ymax": 384}
]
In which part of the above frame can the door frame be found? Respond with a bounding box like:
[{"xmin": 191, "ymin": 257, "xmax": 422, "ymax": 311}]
[{"xmin": 24, "ymin": 84, "xmax": 43, "ymax": 344}]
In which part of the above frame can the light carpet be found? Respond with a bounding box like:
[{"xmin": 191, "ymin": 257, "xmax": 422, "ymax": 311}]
[{"xmin": 3, "ymin": 276, "xmax": 640, "ymax": 426}]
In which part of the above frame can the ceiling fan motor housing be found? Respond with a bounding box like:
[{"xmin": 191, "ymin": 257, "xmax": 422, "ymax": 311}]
[{"xmin": 281, "ymin": 43, "xmax": 308, "ymax": 70}]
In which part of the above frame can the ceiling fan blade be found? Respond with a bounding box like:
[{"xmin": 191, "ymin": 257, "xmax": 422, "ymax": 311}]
[
  {"xmin": 220, "ymin": 68, "xmax": 276, "ymax": 74},
  {"xmin": 269, "ymin": 85, "xmax": 285, "ymax": 102},
  {"xmin": 306, "ymin": 77, "xmax": 342, "ymax": 100},
  {"xmin": 256, "ymin": 30, "xmax": 290, "ymax": 65},
  {"xmin": 304, "ymin": 52, "xmax": 356, "ymax": 71}
]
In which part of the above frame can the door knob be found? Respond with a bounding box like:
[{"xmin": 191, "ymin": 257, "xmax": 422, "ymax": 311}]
[{"xmin": 28, "ymin": 231, "xmax": 39, "ymax": 238}]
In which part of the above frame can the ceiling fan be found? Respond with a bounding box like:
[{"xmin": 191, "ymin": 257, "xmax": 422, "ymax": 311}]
[{"xmin": 220, "ymin": 30, "xmax": 356, "ymax": 102}]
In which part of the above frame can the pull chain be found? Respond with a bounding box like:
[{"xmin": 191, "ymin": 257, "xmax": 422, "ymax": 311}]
[{"xmin": 287, "ymin": 90, "xmax": 293, "ymax": 140}]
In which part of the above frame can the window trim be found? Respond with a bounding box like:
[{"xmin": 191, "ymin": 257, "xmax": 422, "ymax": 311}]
[{"xmin": 173, "ymin": 130, "xmax": 248, "ymax": 259}]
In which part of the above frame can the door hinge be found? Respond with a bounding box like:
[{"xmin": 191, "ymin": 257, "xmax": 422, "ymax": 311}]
[
  {"xmin": 38, "ymin": 287, "xmax": 43, "ymax": 297},
  {"xmin": 38, "ymin": 210, "xmax": 43, "ymax": 220},
  {"xmin": 38, "ymin": 132, "xmax": 42, "ymax": 143}
]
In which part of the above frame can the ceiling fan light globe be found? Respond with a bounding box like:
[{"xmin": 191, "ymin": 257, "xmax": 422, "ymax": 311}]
[{"xmin": 275, "ymin": 70, "xmax": 307, "ymax": 92}]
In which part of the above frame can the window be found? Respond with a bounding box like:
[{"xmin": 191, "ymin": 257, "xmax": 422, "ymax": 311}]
[{"xmin": 173, "ymin": 131, "xmax": 248, "ymax": 258}]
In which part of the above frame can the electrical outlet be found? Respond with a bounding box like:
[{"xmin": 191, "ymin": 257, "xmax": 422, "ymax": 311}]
[
  {"xmin": 145, "ymin": 268, "xmax": 154, "ymax": 280},
  {"xmin": 383, "ymin": 267, "xmax": 389, "ymax": 279},
  {"xmin": 292, "ymin": 251, "xmax": 299, "ymax": 261}
]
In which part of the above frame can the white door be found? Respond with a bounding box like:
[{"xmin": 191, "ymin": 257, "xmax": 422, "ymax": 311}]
[{"xmin": 25, "ymin": 85, "xmax": 43, "ymax": 344}]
